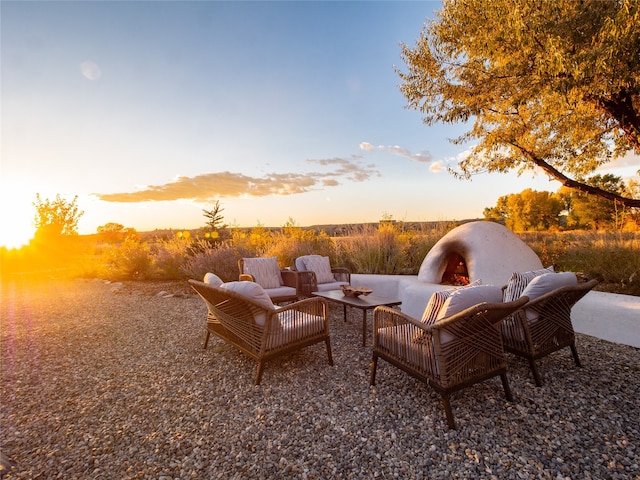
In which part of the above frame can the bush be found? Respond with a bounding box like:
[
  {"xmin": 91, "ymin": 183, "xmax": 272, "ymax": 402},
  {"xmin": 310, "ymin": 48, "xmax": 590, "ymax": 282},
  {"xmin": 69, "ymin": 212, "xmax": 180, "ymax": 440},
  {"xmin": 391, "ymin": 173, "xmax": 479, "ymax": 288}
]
[
  {"xmin": 181, "ymin": 240, "xmax": 244, "ymax": 282},
  {"xmin": 151, "ymin": 237, "xmax": 192, "ymax": 280},
  {"xmin": 101, "ymin": 237, "xmax": 154, "ymax": 280}
]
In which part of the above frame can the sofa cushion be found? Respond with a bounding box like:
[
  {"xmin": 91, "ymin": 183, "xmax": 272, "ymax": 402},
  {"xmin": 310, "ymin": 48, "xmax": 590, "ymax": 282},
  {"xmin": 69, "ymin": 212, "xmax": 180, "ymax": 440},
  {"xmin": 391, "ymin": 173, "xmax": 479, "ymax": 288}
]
[
  {"xmin": 521, "ymin": 272, "xmax": 578, "ymax": 322},
  {"xmin": 242, "ymin": 257, "xmax": 283, "ymax": 289},
  {"xmin": 266, "ymin": 309, "xmax": 326, "ymax": 349},
  {"xmin": 302, "ymin": 255, "xmax": 335, "ymax": 284},
  {"xmin": 436, "ymin": 285, "xmax": 504, "ymax": 321},
  {"xmin": 203, "ymin": 272, "xmax": 223, "ymax": 286},
  {"xmin": 220, "ymin": 281, "xmax": 275, "ymax": 326},
  {"xmin": 420, "ymin": 279, "xmax": 481, "ymax": 326},
  {"xmin": 503, "ymin": 266, "xmax": 555, "ymax": 302}
]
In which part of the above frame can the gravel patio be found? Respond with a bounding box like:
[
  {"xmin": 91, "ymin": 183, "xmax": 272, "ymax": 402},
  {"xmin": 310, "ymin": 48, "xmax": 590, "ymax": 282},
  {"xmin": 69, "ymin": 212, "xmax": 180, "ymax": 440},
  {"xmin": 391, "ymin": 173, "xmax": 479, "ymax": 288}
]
[{"xmin": 1, "ymin": 278, "xmax": 638, "ymax": 479}]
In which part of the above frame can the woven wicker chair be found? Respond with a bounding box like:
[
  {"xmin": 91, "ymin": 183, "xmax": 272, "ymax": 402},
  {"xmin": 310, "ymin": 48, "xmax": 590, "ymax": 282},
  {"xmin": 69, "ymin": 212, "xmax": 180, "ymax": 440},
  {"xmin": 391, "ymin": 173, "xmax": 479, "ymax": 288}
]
[
  {"xmin": 238, "ymin": 258, "xmax": 304, "ymax": 304},
  {"xmin": 502, "ymin": 279, "xmax": 597, "ymax": 386},
  {"xmin": 370, "ymin": 297, "xmax": 528, "ymax": 429},
  {"xmin": 189, "ymin": 280, "xmax": 333, "ymax": 384},
  {"xmin": 293, "ymin": 255, "xmax": 351, "ymax": 297}
]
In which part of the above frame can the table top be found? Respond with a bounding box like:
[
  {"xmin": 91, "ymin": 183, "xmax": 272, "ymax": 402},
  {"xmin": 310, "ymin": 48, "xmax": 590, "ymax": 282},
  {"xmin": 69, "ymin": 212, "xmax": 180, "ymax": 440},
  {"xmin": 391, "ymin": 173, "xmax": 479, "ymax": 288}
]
[{"xmin": 312, "ymin": 290, "xmax": 402, "ymax": 309}]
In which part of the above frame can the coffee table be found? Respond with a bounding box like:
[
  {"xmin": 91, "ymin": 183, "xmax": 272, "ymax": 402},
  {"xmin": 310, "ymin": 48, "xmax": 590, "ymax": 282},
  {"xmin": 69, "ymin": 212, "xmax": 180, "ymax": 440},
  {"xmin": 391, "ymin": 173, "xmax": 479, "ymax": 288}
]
[{"xmin": 312, "ymin": 290, "xmax": 402, "ymax": 346}]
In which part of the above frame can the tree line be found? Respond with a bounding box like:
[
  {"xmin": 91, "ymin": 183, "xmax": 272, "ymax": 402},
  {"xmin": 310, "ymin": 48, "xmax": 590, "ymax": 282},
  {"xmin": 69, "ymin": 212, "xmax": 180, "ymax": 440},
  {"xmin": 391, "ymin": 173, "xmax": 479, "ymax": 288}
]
[{"xmin": 484, "ymin": 174, "xmax": 639, "ymax": 231}]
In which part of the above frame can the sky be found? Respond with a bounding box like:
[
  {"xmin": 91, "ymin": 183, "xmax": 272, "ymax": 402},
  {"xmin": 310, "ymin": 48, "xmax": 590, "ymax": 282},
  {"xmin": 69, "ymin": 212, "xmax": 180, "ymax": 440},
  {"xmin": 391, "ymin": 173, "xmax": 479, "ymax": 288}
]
[{"xmin": 2, "ymin": 1, "xmax": 638, "ymax": 248}]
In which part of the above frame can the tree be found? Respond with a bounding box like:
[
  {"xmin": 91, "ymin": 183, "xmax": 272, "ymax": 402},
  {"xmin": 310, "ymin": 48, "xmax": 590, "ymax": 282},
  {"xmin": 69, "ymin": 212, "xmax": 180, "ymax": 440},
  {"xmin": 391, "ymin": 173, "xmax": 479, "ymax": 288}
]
[
  {"xmin": 399, "ymin": 0, "xmax": 640, "ymax": 208},
  {"xmin": 33, "ymin": 194, "xmax": 84, "ymax": 238},
  {"xmin": 483, "ymin": 188, "xmax": 564, "ymax": 231},
  {"xmin": 97, "ymin": 223, "xmax": 137, "ymax": 243},
  {"xmin": 563, "ymin": 174, "xmax": 631, "ymax": 229},
  {"xmin": 202, "ymin": 200, "xmax": 228, "ymax": 242}
]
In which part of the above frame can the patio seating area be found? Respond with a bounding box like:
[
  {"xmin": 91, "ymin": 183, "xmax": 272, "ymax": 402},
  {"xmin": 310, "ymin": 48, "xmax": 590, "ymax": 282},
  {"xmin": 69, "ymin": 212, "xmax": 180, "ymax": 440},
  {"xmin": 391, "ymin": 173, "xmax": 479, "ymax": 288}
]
[{"xmin": 2, "ymin": 278, "xmax": 638, "ymax": 478}]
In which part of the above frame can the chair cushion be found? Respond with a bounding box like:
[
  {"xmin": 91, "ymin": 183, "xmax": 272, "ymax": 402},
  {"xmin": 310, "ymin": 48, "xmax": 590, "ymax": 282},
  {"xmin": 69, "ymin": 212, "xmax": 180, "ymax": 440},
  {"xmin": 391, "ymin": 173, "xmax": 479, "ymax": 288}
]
[
  {"xmin": 203, "ymin": 272, "xmax": 223, "ymax": 286},
  {"xmin": 220, "ymin": 281, "xmax": 275, "ymax": 326},
  {"xmin": 301, "ymin": 255, "xmax": 335, "ymax": 284},
  {"xmin": 420, "ymin": 279, "xmax": 481, "ymax": 326},
  {"xmin": 266, "ymin": 309, "xmax": 326, "ymax": 349},
  {"xmin": 436, "ymin": 285, "xmax": 504, "ymax": 321},
  {"xmin": 521, "ymin": 272, "xmax": 578, "ymax": 321},
  {"xmin": 503, "ymin": 266, "xmax": 555, "ymax": 302},
  {"xmin": 242, "ymin": 257, "xmax": 283, "ymax": 289}
]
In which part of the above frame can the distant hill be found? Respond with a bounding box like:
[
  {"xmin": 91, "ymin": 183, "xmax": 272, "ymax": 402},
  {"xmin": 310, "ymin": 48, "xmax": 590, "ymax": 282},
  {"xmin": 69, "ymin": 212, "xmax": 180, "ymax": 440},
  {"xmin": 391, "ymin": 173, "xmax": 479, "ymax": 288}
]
[{"xmin": 134, "ymin": 218, "xmax": 483, "ymax": 240}]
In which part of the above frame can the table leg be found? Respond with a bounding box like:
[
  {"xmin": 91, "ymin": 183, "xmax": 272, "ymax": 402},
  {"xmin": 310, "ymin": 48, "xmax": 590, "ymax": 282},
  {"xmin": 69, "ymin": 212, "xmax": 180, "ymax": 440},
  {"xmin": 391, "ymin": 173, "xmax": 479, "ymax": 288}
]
[{"xmin": 362, "ymin": 309, "xmax": 367, "ymax": 347}]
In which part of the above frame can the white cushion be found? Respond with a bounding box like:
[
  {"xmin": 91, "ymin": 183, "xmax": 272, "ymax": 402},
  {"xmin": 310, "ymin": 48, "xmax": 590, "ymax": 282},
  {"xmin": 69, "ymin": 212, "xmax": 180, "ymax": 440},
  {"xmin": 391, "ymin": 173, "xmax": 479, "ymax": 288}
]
[
  {"xmin": 521, "ymin": 272, "xmax": 578, "ymax": 321},
  {"xmin": 420, "ymin": 279, "xmax": 481, "ymax": 326},
  {"xmin": 263, "ymin": 285, "xmax": 297, "ymax": 299},
  {"xmin": 220, "ymin": 281, "xmax": 275, "ymax": 326},
  {"xmin": 503, "ymin": 266, "xmax": 555, "ymax": 302},
  {"xmin": 203, "ymin": 272, "xmax": 223, "ymax": 286},
  {"xmin": 436, "ymin": 285, "xmax": 504, "ymax": 321},
  {"xmin": 242, "ymin": 257, "xmax": 283, "ymax": 289},
  {"xmin": 520, "ymin": 272, "xmax": 578, "ymax": 301},
  {"xmin": 303, "ymin": 255, "xmax": 335, "ymax": 284},
  {"xmin": 266, "ymin": 309, "xmax": 326, "ymax": 349}
]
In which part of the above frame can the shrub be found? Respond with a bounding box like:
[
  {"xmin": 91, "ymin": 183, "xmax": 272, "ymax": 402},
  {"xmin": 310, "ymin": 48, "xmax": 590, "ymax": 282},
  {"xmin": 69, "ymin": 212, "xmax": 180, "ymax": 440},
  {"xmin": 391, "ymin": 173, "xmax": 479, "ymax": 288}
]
[
  {"xmin": 181, "ymin": 240, "xmax": 244, "ymax": 282},
  {"xmin": 101, "ymin": 236, "xmax": 154, "ymax": 280},
  {"xmin": 151, "ymin": 237, "xmax": 192, "ymax": 280}
]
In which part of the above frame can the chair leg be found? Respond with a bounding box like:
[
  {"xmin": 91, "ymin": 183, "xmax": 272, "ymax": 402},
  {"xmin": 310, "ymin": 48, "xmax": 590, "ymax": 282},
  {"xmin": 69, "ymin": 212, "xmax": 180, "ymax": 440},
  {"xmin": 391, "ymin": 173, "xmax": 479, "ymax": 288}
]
[
  {"xmin": 528, "ymin": 358, "xmax": 543, "ymax": 387},
  {"xmin": 441, "ymin": 394, "xmax": 456, "ymax": 430},
  {"xmin": 500, "ymin": 373, "xmax": 514, "ymax": 402},
  {"xmin": 203, "ymin": 331, "xmax": 210, "ymax": 349},
  {"xmin": 255, "ymin": 362, "xmax": 265, "ymax": 385},
  {"xmin": 370, "ymin": 353, "xmax": 378, "ymax": 385},
  {"xmin": 570, "ymin": 343, "xmax": 582, "ymax": 367},
  {"xmin": 325, "ymin": 338, "xmax": 334, "ymax": 366}
]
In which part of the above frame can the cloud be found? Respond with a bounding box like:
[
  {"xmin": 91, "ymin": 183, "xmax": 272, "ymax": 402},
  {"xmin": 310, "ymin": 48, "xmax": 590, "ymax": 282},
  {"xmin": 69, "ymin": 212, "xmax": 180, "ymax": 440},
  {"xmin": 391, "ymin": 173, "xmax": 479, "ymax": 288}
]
[
  {"xmin": 360, "ymin": 141, "xmax": 434, "ymax": 165},
  {"xmin": 81, "ymin": 61, "xmax": 102, "ymax": 80},
  {"xmin": 602, "ymin": 150, "xmax": 640, "ymax": 170},
  {"xmin": 95, "ymin": 157, "xmax": 379, "ymax": 203},
  {"xmin": 429, "ymin": 161, "xmax": 443, "ymax": 173},
  {"xmin": 359, "ymin": 142, "xmax": 375, "ymax": 152}
]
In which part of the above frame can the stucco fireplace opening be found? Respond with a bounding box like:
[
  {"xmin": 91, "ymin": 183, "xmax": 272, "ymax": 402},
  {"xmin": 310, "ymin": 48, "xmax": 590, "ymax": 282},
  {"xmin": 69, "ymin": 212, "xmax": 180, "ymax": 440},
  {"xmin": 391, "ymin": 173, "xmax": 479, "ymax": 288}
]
[{"xmin": 441, "ymin": 252, "xmax": 469, "ymax": 285}]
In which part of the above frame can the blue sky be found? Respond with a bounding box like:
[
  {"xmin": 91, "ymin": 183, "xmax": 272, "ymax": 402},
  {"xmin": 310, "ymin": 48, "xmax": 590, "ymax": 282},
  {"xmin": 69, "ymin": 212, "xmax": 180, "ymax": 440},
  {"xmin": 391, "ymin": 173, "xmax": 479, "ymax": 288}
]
[{"xmin": 2, "ymin": 1, "xmax": 637, "ymax": 248}]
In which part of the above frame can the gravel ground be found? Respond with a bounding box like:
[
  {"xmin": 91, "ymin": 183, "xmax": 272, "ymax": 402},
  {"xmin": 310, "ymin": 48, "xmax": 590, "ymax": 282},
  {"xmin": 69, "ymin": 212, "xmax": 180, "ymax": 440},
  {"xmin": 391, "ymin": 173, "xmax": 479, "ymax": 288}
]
[{"xmin": 1, "ymin": 278, "xmax": 639, "ymax": 479}]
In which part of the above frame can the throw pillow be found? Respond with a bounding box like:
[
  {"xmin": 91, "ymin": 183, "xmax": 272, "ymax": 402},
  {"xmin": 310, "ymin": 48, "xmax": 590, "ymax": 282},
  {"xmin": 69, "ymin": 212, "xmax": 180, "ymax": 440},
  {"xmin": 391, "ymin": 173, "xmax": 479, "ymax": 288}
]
[
  {"xmin": 203, "ymin": 272, "xmax": 223, "ymax": 286},
  {"xmin": 242, "ymin": 257, "xmax": 283, "ymax": 289},
  {"xmin": 220, "ymin": 281, "xmax": 275, "ymax": 326},
  {"xmin": 503, "ymin": 266, "xmax": 555, "ymax": 302},
  {"xmin": 303, "ymin": 255, "xmax": 335, "ymax": 284}
]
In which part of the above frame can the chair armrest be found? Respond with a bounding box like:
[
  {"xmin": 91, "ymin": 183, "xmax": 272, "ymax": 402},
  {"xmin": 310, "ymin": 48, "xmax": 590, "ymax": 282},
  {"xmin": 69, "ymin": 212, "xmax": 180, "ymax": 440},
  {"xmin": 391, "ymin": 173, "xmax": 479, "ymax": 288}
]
[
  {"xmin": 294, "ymin": 270, "xmax": 317, "ymax": 297},
  {"xmin": 332, "ymin": 268, "xmax": 351, "ymax": 284},
  {"xmin": 373, "ymin": 306, "xmax": 429, "ymax": 346},
  {"xmin": 239, "ymin": 273, "xmax": 255, "ymax": 282},
  {"xmin": 280, "ymin": 270, "xmax": 299, "ymax": 288}
]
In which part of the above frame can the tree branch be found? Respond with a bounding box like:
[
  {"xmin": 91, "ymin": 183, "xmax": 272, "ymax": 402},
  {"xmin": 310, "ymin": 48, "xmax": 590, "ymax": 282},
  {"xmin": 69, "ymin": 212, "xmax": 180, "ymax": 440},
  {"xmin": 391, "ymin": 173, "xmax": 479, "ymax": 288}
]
[{"xmin": 513, "ymin": 144, "xmax": 640, "ymax": 208}]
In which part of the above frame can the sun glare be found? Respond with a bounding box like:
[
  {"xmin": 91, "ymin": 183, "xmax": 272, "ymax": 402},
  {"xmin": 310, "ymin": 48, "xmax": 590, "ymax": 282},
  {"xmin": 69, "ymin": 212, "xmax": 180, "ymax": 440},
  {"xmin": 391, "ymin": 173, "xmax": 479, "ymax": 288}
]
[{"xmin": 0, "ymin": 191, "xmax": 35, "ymax": 249}]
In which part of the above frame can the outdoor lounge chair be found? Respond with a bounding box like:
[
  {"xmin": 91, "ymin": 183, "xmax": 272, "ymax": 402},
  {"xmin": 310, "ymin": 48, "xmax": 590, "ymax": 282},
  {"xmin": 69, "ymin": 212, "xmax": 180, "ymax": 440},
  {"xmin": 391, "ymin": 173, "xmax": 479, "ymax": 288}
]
[
  {"xmin": 294, "ymin": 254, "xmax": 351, "ymax": 297},
  {"xmin": 239, "ymin": 257, "xmax": 303, "ymax": 304},
  {"xmin": 370, "ymin": 295, "xmax": 528, "ymax": 429},
  {"xmin": 502, "ymin": 279, "xmax": 598, "ymax": 386},
  {"xmin": 189, "ymin": 279, "xmax": 333, "ymax": 384}
]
